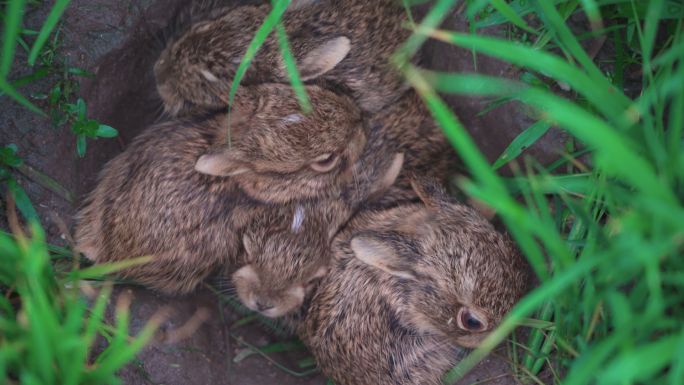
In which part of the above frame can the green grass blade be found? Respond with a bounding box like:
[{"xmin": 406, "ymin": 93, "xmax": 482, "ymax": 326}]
[
  {"xmin": 228, "ymin": 0, "xmax": 290, "ymax": 109},
  {"xmin": 0, "ymin": 67, "xmax": 50, "ymax": 97},
  {"xmin": 489, "ymin": 0, "xmax": 540, "ymax": 35},
  {"xmin": 27, "ymin": 0, "xmax": 71, "ymax": 65},
  {"xmin": 274, "ymin": 20, "xmax": 311, "ymax": 114},
  {"xmin": 419, "ymin": 29, "xmax": 633, "ymax": 131},
  {"xmin": 492, "ymin": 119, "xmax": 553, "ymax": 170},
  {"xmin": 0, "ymin": 78, "xmax": 44, "ymax": 115},
  {"xmin": 62, "ymin": 256, "xmax": 153, "ymax": 281},
  {"xmin": 6, "ymin": 177, "xmax": 39, "ymax": 224},
  {"xmin": 1, "ymin": 0, "xmax": 26, "ymax": 77}
]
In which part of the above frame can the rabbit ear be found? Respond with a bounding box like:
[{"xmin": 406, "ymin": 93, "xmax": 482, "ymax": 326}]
[
  {"xmin": 367, "ymin": 153, "xmax": 404, "ymax": 201},
  {"xmin": 351, "ymin": 232, "xmax": 416, "ymax": 280},
  {"xmin": 410, "ymin": 174, "xmax": 453, "ymax": 214},
  {"xmin": 297, "ymin": 37, "xmax": 351, "ymax": 80},
  {"xmin": 195, "ymin": 151, "xmax": 251, "ymax": 176},
  {"xmin": 242, "ymin": 233, "xmax": 256, "ymax": 263}
]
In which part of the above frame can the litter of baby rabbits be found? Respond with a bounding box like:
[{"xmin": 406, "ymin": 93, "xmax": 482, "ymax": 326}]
[{"xmin": 1, "ymin": 0, "xmax": 547, "ymax": 384}]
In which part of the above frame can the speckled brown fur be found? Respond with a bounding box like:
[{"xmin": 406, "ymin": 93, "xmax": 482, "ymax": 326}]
[
  {"xmin": 297, "ymin": 175, "xmax": 528, "ymax": 385},
  {"xmin": 74, "ymin": 83, "xmax": 403, "ymax": 294},
  {"xmin": 155, "ymin": 0, "xmax": 421, "ymax": 117},
  {"xmin": 365, "ymin": 89, "xmax": 457, "ymax": 208}
]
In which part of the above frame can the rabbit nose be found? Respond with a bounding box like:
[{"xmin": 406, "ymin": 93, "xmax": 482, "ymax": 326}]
[{"xmin": 256, "ymin": 300, "xmax": 275, "ymax": 312}]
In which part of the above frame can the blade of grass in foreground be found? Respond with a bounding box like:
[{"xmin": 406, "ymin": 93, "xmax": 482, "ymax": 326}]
[
  {"xmin": 228, "ymin": 0, "xmax": 290, "ymax": 108},
  {"xmin": 418, "ymin": 29, "xmax": 633, "ymax": 131},
  {"xmin": 275, "ymin": 20, "xmax": 311, "ymax": 114},
  {"xmin": 1, "ymin": 0, "xmax": 26, "ymax": 77},
  {"xmin": 27, "ymin": 0, "xmax": 71, "ymax": 65}
]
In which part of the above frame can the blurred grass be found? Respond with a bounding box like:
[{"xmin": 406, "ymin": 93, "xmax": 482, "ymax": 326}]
[{"xmin": 389, "ymin": 0, "xmax": 684, "ymax": 383}]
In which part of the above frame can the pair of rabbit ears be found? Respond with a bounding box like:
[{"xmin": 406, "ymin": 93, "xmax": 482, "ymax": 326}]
[{"xmin": 350, "ymin": 175, "xmax": 455, "ymax": 280}]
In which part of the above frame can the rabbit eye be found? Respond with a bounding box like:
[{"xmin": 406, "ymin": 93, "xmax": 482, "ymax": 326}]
[
  {"xmin": 459, "ymin": 308, "xmax": 485, "ymax": 332},
  {"xmin": 310, "ymin": 153, "xmax": 339, "ymax": 173}
]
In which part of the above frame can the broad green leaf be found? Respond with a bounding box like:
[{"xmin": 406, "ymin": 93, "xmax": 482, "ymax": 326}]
[
  {"xmin": 77, "ymin": 133, "xmax": 86, "ymax": 157},
  {"xmin": 77, "ymin": 98, "xmax": 86, "ymax": 122},
  {"xmin": 7, "ymin": 177, "xmax": 40, "ymax": 224},
  {"xmin": 5, "ymin": 156, "xmax": 23, "ymax": 167},
  {"xmin": 27, "ymin": 0, "xmax": 71, "ymax": 65},
  {"xmin": 492, "ymin": 119, "xmax": 554, "ymax": 170},
  {"xmin": 0, "ymin": 169, "xmax": 10, "ymax": 178},
  {"xmin": 7, "ymin": 143, "xmax": 18, "ymax": 155},
  {"xmin": 95, "ymin": 125, "xmax": 118, "ymax": 138},
  {"xmin": 51, "ymin": 86, "xmax": 61, "ymax": 104},
  {"xmin": 71, "ymin": 121, "xmax": 84, "ymax": 134},
  {"xmin": 84, "ymin": 119, "xmax": 99, "ymax": 139}
]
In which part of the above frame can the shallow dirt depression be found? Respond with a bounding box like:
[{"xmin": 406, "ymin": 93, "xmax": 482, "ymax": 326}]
[{"xmin": 0, "ymin": 0, "xmax": 567, "ymax": 384}]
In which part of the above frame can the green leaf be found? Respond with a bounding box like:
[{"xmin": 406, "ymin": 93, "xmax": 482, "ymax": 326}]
[
  {"xmin": 6, "ymin": 143, "xmax": 18, "ymax": 155},
  {"xmin": 0, "ymin": 169, "xmax": 10, "ymax": 178},
  {"xmin": 84, "ymin": 119, "xmax": 99, "ymax": 139},
  {"xmin": 492, "ymin": 119, "xmax": 554, "ymax": 170},
  {"xmin": 27, "ymin": 0, "xmax": 71, "ymax": 65},
  {"xmin": 1, "ymin": 0, "xmax": 27, "ymax": 77},
  {"xmin": 30, "ymin": 92, "xmax": 48, "ymax": 99},
  {"xmin": 95, "ymin": 125, "xmax": 118, "ymax": 138},
  {"xmin": 66, "ymin": 67, "xmax": 95, "ymax": 79},
  {"xmin": 77, "ymin": 98, "xmax": 86, "ymax": 122},
  {"xmin": 7, "ymin": 177, "xmax": 40, "ymax": 224},
  {"xmin": 71, "ymin": 121, "xmax": 84, "ymax": 134},
  {"xmin": 51, "ymin": 86, "xmax": 61, "ymax": 104},
  {"xmin": 77, "ymin": 133, "xmax": 86, "ymax": 157},
  {"xmin": 5, "ymin": 156, "xmax": 23, "ymax": 167}
]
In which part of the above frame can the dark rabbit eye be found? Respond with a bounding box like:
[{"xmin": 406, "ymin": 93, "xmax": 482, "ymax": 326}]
[
  {"xmin": 310, "ymin": 153, "xmax": 339, "ymax": 173},
  {"xmin": 459, "ymin": 308, "xmax": 485, "ymax": 332}
]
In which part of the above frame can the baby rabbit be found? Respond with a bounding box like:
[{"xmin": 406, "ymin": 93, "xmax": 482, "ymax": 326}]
[
  {"xmin": 154, "ymin": 0, "xmax": 419, "ymax": 117},
  {"xmin": 297, "ymin": 175, "xmax": 528, "ymax": 385},
  {"xmin": 74, "ymin": 82, "xmax": 402, "ymax": 294}
]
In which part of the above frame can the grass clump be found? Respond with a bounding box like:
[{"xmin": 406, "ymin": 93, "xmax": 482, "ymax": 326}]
[{"xmin": 386, "ymin": 0, "xmax": 684, "ymax": 383}]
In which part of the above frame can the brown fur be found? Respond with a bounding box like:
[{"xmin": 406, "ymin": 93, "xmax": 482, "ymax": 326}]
[
  {"xmin": 232, "ymin": 154, "xmax": 404, "ymax": 318},
  {"xmin": 297, "ymin": 175, "xmax": 528, "ymax": 385},
  {"xmin": 74, "ymin": 83, "xmax": 403, "ymax": 294},
  {"xmin": 155, "ymin": 0, "xmax": 420, "ymax": 117},
  {"xmin": 194, "ymin": 84, "xmax": 368, "ymax": 203},
  {"xmin": 365, "ymin": 89, "xmax": 457, "ymax": 208}
]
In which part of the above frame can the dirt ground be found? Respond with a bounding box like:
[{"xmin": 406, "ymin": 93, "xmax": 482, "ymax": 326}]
[{"xmin": 0, "ymin": 0, "xmax": 569, "ymax": 384}]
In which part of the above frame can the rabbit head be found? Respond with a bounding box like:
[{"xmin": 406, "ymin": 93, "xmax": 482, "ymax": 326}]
[
  {"xmin": 349, "ymin": 175, "xmax": 528, "ymax": 348},
  {"xmin": 194, "ymin": 83, "xmax": 367, "ymax": 203},
  {"xmin": 233, "ymin": 153, "xmax": 404, "ymax": 318},
  {"xmin": 154, "ymin": 2, "xmax": 351, "ymax": 117}
]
